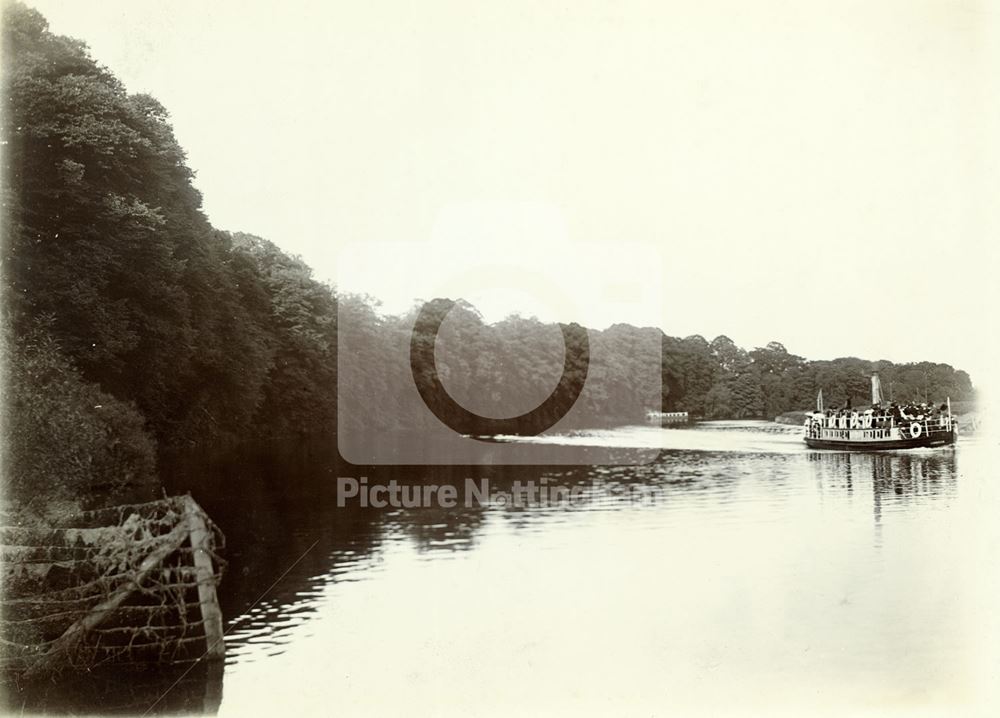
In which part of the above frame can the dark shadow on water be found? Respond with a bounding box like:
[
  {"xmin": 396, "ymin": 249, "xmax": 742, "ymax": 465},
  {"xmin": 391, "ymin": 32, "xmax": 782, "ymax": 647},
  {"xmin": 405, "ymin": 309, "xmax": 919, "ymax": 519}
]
[{"xmin": 1, "ymin": 661, "xmax": 224, "ymax": 716}]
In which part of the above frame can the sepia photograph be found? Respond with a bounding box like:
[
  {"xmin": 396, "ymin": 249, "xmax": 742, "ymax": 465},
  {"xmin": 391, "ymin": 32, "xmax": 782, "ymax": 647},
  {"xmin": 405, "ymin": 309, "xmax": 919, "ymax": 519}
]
[{"xmin": 1, "ymin": 1, "xmax": 999, "ymax": 715}]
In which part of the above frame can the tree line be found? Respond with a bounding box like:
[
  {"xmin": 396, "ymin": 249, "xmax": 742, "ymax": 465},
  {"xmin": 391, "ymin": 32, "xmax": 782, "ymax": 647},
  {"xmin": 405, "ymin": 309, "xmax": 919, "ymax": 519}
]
[
  {"xmin": 661, "ymin": 336, "xmax": 972, "ymax": 419},
  {"xmin": 1, "ymin": 4, "xmax": 339, "ymax": 503},
  {"xmin": 0, "ymin": 4, "xmax": 973, "ymax": 505}
]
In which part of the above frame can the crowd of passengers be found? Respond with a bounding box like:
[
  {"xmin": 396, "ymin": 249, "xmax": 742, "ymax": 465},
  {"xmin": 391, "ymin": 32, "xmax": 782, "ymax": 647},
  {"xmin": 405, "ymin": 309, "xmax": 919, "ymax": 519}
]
[{"xmin": 809, "ymin": 402, "xmax": 952, "ymax": 430}]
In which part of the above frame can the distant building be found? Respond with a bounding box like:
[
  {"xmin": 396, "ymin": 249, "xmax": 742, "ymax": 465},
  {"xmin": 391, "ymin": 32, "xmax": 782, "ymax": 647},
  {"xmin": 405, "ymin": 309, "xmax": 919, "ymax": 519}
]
[{"xmin": 646, "ymin": 410, "xmax": 689, "ymax": 426}]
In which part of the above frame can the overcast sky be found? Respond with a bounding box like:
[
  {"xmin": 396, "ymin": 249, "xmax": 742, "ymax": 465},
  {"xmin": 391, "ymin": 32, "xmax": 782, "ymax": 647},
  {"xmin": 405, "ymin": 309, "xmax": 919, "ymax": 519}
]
[{"xmin": 24, "ymin": 0, "xmax": 1000, "ymax": 392}]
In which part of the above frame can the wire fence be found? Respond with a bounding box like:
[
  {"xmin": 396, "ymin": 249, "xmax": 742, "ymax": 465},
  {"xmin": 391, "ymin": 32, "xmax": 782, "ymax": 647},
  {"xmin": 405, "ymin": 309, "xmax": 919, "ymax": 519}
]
[{"xmin": 1, "ymin": 495, "xmax": 225, "ymax": 676}]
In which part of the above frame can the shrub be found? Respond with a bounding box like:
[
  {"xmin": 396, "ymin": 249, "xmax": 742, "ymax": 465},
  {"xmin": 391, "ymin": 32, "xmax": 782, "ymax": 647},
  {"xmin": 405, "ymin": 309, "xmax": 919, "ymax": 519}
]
[{"xmin": 1, "ymin": 318, "xmax": 157, "ymax": 510}]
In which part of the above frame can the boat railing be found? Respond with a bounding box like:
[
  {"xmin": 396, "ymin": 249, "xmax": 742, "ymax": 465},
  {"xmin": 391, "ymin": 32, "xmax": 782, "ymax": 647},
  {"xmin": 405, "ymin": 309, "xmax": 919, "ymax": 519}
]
[{"xmin": 805, "ymin": 414, "xmax": 956, "ymax": 437}]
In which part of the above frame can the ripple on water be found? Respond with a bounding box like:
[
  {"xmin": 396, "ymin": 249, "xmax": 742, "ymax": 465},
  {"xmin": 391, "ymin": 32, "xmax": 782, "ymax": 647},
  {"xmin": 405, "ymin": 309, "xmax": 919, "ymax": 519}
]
[{"xmin": 155, "ymin": 423, "xmax": 979, "ymax": 713}]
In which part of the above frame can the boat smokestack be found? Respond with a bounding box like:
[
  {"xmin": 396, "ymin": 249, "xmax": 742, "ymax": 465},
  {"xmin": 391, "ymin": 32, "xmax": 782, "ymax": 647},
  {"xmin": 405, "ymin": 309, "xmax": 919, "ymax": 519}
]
[{"xmin": 871, "ymin": 373, "xmax": 885, "ymax": 407}]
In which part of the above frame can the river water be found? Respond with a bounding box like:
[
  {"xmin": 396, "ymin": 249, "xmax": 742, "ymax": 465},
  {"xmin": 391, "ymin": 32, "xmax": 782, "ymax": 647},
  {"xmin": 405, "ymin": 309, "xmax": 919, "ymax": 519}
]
[{"xmin": 7, "ymin": 421, "xmax": 999, "ymax": 716}]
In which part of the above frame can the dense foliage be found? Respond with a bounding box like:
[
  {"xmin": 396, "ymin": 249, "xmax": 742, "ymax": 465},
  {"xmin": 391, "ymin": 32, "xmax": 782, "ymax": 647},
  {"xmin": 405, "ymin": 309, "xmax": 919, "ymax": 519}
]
[
  {"xmin": 0, "ymin": 4, "xmax": 974, "ymax": 499},
  {"xmin": 661, "ymin": 337, "xmax": 972, "ymax": 419},
  {"xmin": 2, "ymin": 317, "xmax": 156, "ymax": 508},
  {"xmin": 1, "ymin": 4, "xmax": 338, "ymax": 500}
]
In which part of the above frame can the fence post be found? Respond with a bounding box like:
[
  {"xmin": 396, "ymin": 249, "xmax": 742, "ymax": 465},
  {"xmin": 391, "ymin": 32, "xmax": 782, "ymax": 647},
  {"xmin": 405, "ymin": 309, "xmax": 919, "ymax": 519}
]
[{"xmin": 184, "ymin": 496, "xmax": 226, "ymax": 659}]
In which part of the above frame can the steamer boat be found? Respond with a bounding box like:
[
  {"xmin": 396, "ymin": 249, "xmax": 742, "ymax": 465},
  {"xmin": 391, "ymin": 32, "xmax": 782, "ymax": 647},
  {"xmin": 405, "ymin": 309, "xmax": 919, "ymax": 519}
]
[{"xmin": 804, "ymin": 374, "xmax": 957, "ymax": 450}]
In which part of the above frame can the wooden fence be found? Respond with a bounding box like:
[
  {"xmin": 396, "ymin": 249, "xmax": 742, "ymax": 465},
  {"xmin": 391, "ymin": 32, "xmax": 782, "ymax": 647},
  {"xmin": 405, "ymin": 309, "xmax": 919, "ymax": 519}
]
[{"xmin": 1, "ymin": 495, "xmax": 226, "ymax": 677}]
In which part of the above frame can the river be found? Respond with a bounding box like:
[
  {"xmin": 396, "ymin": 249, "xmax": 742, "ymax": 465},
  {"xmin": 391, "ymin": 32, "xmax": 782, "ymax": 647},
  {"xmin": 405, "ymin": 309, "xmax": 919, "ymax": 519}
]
[{"xmin": 7, "ymin": 421, "xmax": 999, "ymax": 716}]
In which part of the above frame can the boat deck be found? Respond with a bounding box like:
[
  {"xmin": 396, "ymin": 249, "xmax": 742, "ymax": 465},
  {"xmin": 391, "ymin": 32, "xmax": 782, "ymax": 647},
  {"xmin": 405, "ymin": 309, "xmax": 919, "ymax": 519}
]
[{"xmin": 804, "ymin": 419, "xmax": 956, "ymax": 451}]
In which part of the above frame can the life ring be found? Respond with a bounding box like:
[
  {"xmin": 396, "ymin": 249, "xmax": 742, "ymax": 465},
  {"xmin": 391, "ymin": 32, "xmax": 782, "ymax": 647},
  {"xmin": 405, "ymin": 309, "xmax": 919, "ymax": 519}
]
[{"xmin": 909, "ymin": 422, "xmax": 922, "ymax": 438}]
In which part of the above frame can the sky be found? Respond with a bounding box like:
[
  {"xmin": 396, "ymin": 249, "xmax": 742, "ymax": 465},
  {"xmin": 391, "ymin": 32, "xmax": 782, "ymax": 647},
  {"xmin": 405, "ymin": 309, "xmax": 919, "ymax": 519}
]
[{"xmin": 22, "ymin": 0, "xmax": 1000, "ymax": 392}]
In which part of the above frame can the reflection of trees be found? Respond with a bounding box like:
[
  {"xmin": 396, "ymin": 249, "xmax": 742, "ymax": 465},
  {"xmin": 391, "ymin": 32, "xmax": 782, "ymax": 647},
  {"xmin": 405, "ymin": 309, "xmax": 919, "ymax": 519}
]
[
  {"xmin": 87, "ymin": 441, "xmax": 961, "ymax": 716},
  {"xmin": 374, "ymin": 463, "xmax": 617, "ymax": 545},
  {"xmin": 1, "ymin": 662, "xmax": 224, "ymax": 716},
  {"xmin": 374, "ymin": 465, "xmax": 490, "ymax": 553},
  {"xmin": 164, "ymin": 441, "xmax": 388, "ymax": 627}
]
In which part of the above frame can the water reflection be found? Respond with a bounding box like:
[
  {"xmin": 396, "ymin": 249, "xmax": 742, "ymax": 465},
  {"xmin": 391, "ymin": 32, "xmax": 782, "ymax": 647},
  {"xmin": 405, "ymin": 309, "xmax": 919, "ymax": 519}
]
[
  {"xmin": 183, "ymin": 439, "xmax": 962, "ymax": 672},
  {"xmin": 2, "ymin": 662, "xmax": 224, "ymax": 715},
  {"xmin": 810, "ymin": 448, "xmax": 956, "ymax": 520},
  {"xmin": 807, "ymin": 449, "xmax": 957, "ymax": 502},
  {"xmin": 2, "ymin": 426, "xmax": 973, "ymax": 715}
]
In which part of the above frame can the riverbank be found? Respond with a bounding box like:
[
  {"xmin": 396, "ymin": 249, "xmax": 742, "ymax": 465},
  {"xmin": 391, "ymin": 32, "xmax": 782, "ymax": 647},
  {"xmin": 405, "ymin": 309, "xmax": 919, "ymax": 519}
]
[{"xmin": 775, "ymin": 411, "xmax": 809, "ymax": 426}]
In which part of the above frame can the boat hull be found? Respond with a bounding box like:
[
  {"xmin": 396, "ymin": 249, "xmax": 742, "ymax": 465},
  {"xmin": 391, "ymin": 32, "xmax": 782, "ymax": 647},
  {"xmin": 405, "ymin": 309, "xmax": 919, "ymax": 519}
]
[{"xmin": 804, "ymin": 430, "xmax": 956, "ymax": 451}]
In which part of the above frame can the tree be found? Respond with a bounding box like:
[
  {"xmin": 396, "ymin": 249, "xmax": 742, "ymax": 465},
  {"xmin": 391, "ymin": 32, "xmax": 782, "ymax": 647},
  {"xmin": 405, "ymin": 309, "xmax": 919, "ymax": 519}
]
[
  {"xmin": 709, "ymin": 335, "xmax": 748, "ymax": 374},
  {"xmin": 2, "ymin": 317, "xmax": 156, "ymax": 509}
]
